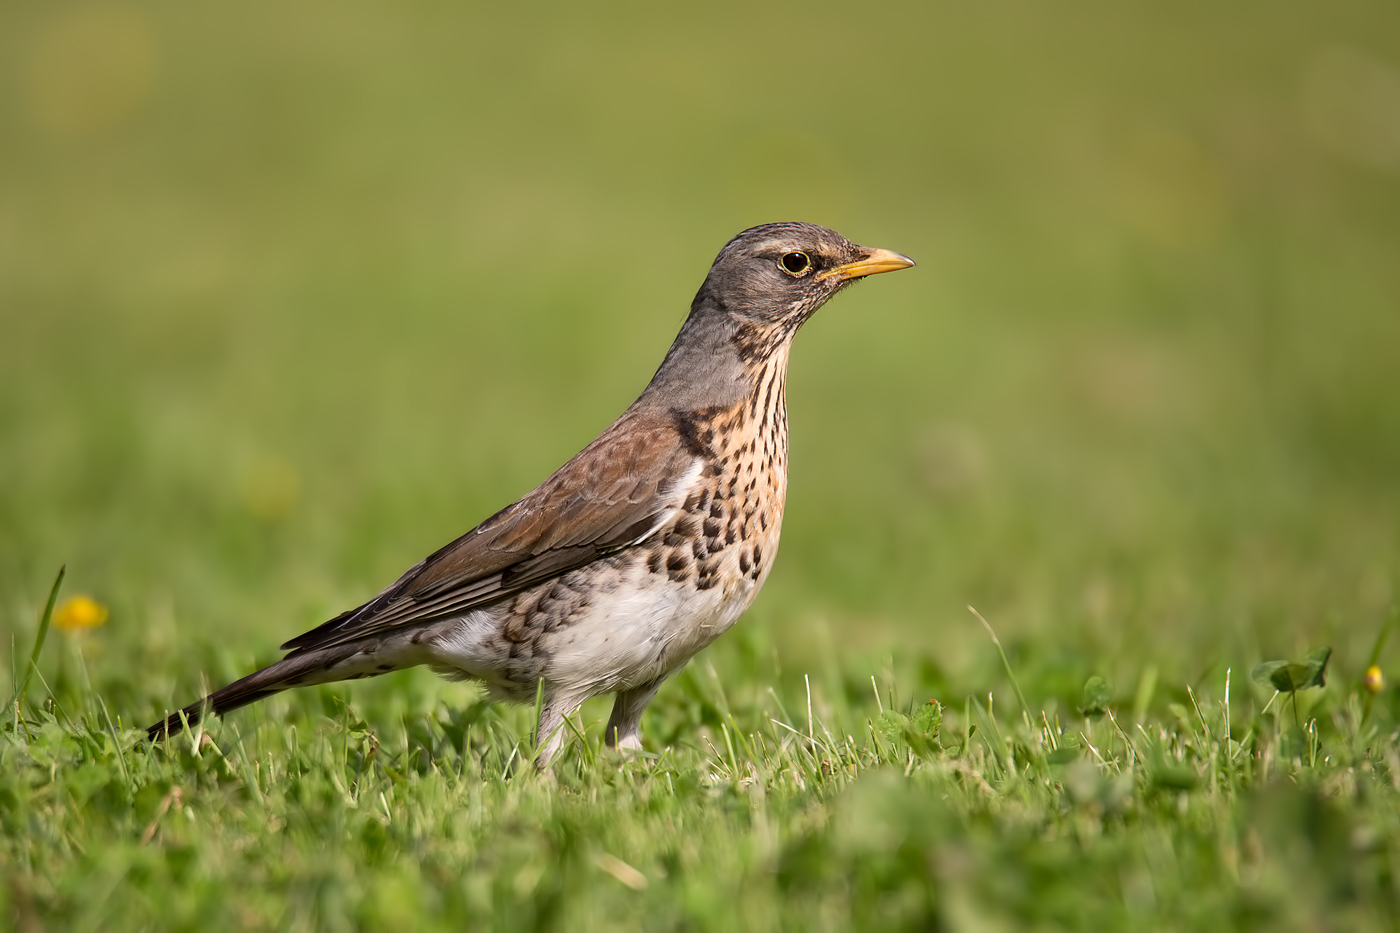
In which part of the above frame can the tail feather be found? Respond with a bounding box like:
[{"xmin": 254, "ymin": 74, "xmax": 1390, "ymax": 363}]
[{"xmin": 146, "ymin": 645, "xmax": 371, "ymax": 741}]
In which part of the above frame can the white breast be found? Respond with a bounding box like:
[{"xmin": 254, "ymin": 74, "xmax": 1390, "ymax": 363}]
[
  {"xmin": 548, "ymin": 558, "xmax": 762, "ymax": 694},
  {"xmin": 426, "ymin": 553, "xmax": 762, "ymax": 700}
]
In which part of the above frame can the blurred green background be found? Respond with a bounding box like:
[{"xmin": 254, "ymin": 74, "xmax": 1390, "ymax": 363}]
[{"xmin": 2, "ymin": 1, "xmax": 1398, "ymax": 713}]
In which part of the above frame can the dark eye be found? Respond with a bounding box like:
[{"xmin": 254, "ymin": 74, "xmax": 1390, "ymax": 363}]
[{"xmin": 779, "ymin": 251, "xmax": 812, "ymax": 276}]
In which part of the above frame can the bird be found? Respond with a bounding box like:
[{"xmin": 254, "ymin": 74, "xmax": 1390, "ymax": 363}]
[{"xmin": 147, "ymin": 222, "xmax": 914, "ymax": 768}]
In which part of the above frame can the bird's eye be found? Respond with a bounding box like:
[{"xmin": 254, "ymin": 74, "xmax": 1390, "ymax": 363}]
[{"xmin": 779, "ymin": 251, "xmax": 812, "ymax": 276}]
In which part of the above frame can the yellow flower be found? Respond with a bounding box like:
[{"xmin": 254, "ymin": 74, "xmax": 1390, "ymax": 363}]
[
  {"xmin": 1363, "ymin": 665, "xmax": 1384, "ymax": 694},
  {"xmin": 52, "ymin": 595, "xmax": 109, "ymax": 632}
]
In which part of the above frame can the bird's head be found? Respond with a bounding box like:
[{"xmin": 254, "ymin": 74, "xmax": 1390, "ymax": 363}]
[
  {"xmin": 697, "ymin": 222, "xmax": 914, "ymax": 359},
  {"xmin": 641, "ymin": 222, "xmax": 914, "ymax": 408}
]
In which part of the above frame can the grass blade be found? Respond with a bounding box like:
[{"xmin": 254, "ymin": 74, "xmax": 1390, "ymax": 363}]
[
  {"xmin": 969, "ymin": 605, "xmax": 1032, "ymax": 726},
  {"xmin": 9, "ymin": 566, "xmax": 65, "ymax": 716}
]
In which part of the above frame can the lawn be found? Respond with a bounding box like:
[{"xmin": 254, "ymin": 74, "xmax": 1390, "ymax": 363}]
[{"xmin": 4, "ymin": 2, "xmax": 1400, "ymax": 929}]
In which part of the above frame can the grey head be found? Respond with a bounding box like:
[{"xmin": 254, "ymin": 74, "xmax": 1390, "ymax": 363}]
[{"xmin": 641, "ymin": 222, "xmax": 914, "ymax": 409}]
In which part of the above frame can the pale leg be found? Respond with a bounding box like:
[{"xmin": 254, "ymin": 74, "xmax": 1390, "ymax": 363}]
[
  {"xmin": 604, "ymin": 675, "xmax": 671, "ymax": 752},
  {"xmin": 533, "ymin": 690, "xmax": 587, "ymax": 771}
]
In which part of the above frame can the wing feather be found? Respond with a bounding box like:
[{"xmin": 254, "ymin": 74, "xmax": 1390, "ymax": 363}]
[{"xmin": 280, "ymin": 410, "xmax": 700, "ymax": 654}]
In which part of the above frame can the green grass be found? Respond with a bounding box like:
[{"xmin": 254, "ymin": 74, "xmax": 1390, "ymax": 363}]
[
  {"xmin": 4, "ymin": 0, "xmax": 1400, "ymax": 929},
  {"xmin": 5, "ymin": 598, "xmax": 1400, "ymax": 930}
]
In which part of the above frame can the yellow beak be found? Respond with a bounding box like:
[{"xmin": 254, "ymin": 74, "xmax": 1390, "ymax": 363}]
[{"xmin": 820, "ymin": 247, "xmax": 916, "ymax": 282}]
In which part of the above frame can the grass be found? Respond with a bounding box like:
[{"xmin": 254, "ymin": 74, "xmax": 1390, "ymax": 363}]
[
  {"xmin": 5, "ymin": 591, "xmax": 1399, "ymax": 930},
  {"xmin": 4, "ymin": 0, "xmax": 1400, "ymax": 929}
]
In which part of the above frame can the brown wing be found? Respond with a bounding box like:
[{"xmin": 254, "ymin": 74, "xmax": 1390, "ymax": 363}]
[{"xmin": 280, "ymin": 409, "xmax": 700, "ymax": 654}]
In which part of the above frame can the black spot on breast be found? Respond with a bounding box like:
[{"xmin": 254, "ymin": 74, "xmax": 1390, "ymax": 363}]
[
  {"xmin": 671, "ymin": 406, "xmax": 726, "ymax": 459},
  {"xmin": 647, "ymin": 550, "xmax": 665, "ymax": 574},
  {"xmin": 666, "ymin": 551, "xmax": 688, "ymax": 573},
  {"xmin": 738, "ymin": 550, "xmax": 751, "ymax": 574},
  {"xmin": 664, "ymin": 516, "xmax": 700, "ymax": 547},
  {"xmin": 703, "ymin": 517, "xmax": 722, "ymax": 537}
]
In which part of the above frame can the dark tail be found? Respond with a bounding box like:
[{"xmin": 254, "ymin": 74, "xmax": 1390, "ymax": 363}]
[{"xmin": 146, "ymin": 645, "xmax": 364, "ymax": 741}]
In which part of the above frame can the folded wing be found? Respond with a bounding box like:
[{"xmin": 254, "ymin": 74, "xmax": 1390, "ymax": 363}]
[{"xmin": 279, "ymin": 410, "xmax": 700, "ymax": 655}]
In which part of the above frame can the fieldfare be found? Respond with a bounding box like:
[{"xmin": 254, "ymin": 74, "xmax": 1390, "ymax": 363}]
[{"xmin": 148, "ymin": 222, "xmax": 914, "ymax": 768}]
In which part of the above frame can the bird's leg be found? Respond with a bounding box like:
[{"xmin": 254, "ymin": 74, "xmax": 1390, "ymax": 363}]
[
  {"xmin": 604, "ymin": 675, "xmax": 670, "ymax": 753},
  {"xmin": 532, "ymin": 689, "xmax": 586, "ymax": 771}
]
